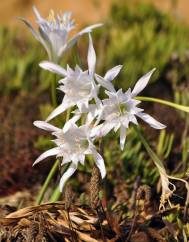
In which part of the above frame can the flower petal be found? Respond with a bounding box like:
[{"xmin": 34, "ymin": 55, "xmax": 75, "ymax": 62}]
[
  {"xmin": 46, "ymin": 102, "xmax": 71, "ymax": 121},
  {"xmin": 78, "ymin": 23, "xmax": 103, "ymax": 35},
  {"xmin": 59, "ymin": 163, "xmax": 77, "ymax": 192},
  {"xmin": 58, "ymin": 23, "xmax": 103, "ymax": 57},
  {"xmin": 39, "ymin": 61, "xmax": 67, "ymax": 76},
  {"xmin": 96, "ymin": 122, "xmax": 115, "ymax": 137},
  {"xmin": 33, "ymin": 6, "xmax": 43, "ymax": 22},
  {"xmin": 90, "ymin": 124, "xmax": 104, "ymax": 138},
  {"xmin": 63, "ymin": 115, "xmax": 81, "ymax": 133},
  {"xmin": 93, "ymin": 151, "xmax": 106, "ymax": 179},
  {"xmin": 136, "ymin": 112, "xmax": 166, "ymax": 129},
  {"xmin": 88, "ymin": 34, "xmax": 96, "ymax": 76},
  {"xmin": 104, "ymin": 65, "xmax": 122, "ymax": 82},
  {"xmin": 132, "ymin": 68, "xmax": 156, "ymax": 97},
  {"xmin": 33, "ymin": 147, "xmax": 61, "ymax": 166},
  {"xmin": 33, "ymin": 121, "xmax": 61, "ymax": 132},
  {"xmin": 95, "ymin": 74, "xmax": 116, "ymax": 92},
  {"xmin": 19, "ymin": 17, "xmax": 52, "ymax": 60},
  {"xmin": 79, "ymin": 155, "xmax": 85, "ymax": 165},
  {"xmin": 120, "ymin": 125, "xmax": 126, "ymax": 150},
  {"xmin": 18, "ymin": 17, "xmax": 39, "ymax": 40}
]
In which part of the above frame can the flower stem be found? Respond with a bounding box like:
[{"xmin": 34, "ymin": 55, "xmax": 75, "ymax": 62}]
[
  {"xmin": 51, "ymin": 74, "xmax": 57, "ymax": 107},
  {"xmin": 50, "ymin": 185, "xmax": 61, "ymax": 202},
  {"xmin": 36, "ymin": 159, "xmax": 59, "ymax": 205},
  {"xmin": 136, "ymin": 96, "xmax": 189, "ymax": 113},
  {"xmin": 36, "ymin": 73, "xmax": 58, "ymax": 205}
]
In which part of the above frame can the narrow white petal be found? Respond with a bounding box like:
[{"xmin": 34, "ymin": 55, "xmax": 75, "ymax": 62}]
[
  {"xmin": 86, "ymin": 112, "xmax": 96, "ymax": 124},
  {"xmin": 114, "ymin": 123, "xmax": 120, "ymax": 132},
  {"xmin": 33, "ymin": 147, "xmax": 60, "ymax": 166},
  {"xmin": 33, "ymin": 121, "xmax": 61, "ymax": 132},
  {"xmin": 46, "ymin": 102, "xmax": 71, "ymax": 121},
  {"xmin": 58, "ymin": 23, "xmax": 103, "ymax": 57},
  {"xmin": 63, "ymin": 115, "xmax": 81, "ymax": 133},
  {"xmin": 71, "ymin": 155, "xmax": 79, "ymax": 164},
  {"xmin": 90, "ymin": 124, "xmax": 104, "ymax": 138},
  {"xmin": 79, "ymin": 155, "xmax": 85, "ymax": 165},
  {"xmin": 104, "ymin": 65, "xmax": 122, "ymax": 82},
  {"xmin": 88, "ymin": 34, "xmax": 96, "ymax": 76},
  {"xmin": 18, "ymin": 17, "xmax": 40, "ymax": 41},
  {"xmin": 97, "ymin": 122, "xmax": 115, "ymax": 137},
  {"xmin": 19, "ymin": 17, "xmax": 51, "ymax": 60},
  {"xmin": 33, "ymin": 6, "xmax": 43, "ymax": 21},
  {"xmin": 104, "ymin": 90, "xmax": 117, "ymax": 98},
  {"xmin": 132, "ymin": 68, "xmax": 156, "ymax": 97},
  {"xmin": 39, "ymin": 61, "xmax": 67, "ymax": 76},
  {"xmin": 78, "ymin": 23, "xmax": 103, "ymax": 35},
  {"xmin": 95, "ymin": 74, "xmax": 116, "ymax": 92},
  {"xmin": 137, "ymin": 112, "xmax": 166, "ymax": 129},
  {"xmin": 120, "ymin": 125, "xmax": 127, "ymax": 150},
  {"xmin": 93, "ymin": 151, "xmax": 106, "ymax": 179},
  {"xmin": 129, "ymin": 115, "xmax": 138, "ymax": 125},
  {"xmin": 77, "ymin": 102, "xmax": 86, "ymax": 112},
  {"xmin": 61, "ymin": 156, "xmax": 71, "ymax": 165},
  {"xmin": 38, "ymin": 27, "xmax": 51, "ymax": 42},
  {"xmin": 59, "ymin": 163, "xmax": 77, "ymax": 192}
]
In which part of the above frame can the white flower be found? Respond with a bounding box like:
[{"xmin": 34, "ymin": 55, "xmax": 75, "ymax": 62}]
[
  {"xmin": 39, "ymin": 34, "xmax": 99, "ymax": 121},
  {"xmin": 95, "ymin": 69, "xmax": 166, "ymax": 150},
  {"xmin": 33, "ymin": 116, "xmax": 106, "ymax": 191},
  {"xmin": 20, "ymin": 6, "xmax": 102, "ymax": 62}
]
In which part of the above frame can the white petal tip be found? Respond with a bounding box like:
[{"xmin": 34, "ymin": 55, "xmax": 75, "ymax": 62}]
[
  {"xmin": 59, "ymin": 185, "xmax": 63, "ymax": 193},
  {"xmin": 45, "ymin": 112, "xmax": 58, "ymax": 122},
  {"xmin": 157, "ymin": 124, "xmax": 166, "ymax": 129},
  {"xmin": 45, "ymin": 117, "xmax": 51, "ymax": 122},
  {"xmin": 33, "ymin": 121, "xmax": 40, "ymax": 127},
  {"xmin": 101, "ymin": 170, "xmax": 106, "ymax": 179},
  {"xmin": 32, "ymin": 160, "xmax": 39, "ymax": 166}
]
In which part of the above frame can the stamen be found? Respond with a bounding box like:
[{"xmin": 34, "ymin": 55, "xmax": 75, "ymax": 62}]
[
  {"xmin": 74, "ymin": 137, "xmax": 89, "ymax": 153},
  {"xmin": 47, "ymin": 10, "xmax": 56, "ymax": 23}
]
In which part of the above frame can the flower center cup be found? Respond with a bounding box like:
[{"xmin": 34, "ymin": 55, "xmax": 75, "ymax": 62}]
[
  {"xmin": 65, "ymin": 77, "xmax": 92, "ymax": 101},
  {"xmin": 74, "ymin": 138, "xmax": 89, "ymax": 154},
  {"xmin": 119, "ymin": 103, "xmax": 127, "ymax": 115}
]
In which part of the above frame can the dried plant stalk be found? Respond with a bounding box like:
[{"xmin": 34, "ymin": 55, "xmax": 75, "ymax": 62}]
[
  {"xmin": 147, "ymin": 228, "xmax": 166, "ymax": 242},
  {"xmin": 90, "ymin": 165, "xmax": 101, "ymax": 210},
  {"xmin": 65, "ymin": 184, "xmax": 74, "ymax": 211}
]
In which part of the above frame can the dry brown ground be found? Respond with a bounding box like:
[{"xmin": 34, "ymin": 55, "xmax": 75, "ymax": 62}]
[{"xmin": 1, "ymin": 0, "xmax": 189, "ymax": 29}]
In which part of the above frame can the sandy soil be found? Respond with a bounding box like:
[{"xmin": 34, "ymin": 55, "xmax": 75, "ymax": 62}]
[{"xmin": 1, "ymin": 0, "xmax": 189, "ymax": 28}]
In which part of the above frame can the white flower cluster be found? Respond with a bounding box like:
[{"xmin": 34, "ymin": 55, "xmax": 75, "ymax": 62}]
[{"xmin": 24, "ymin": 7, "xmax": 165, "ymax": 192}]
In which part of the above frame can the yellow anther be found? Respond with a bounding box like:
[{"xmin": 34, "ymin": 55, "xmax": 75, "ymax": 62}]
[{"xmin": 47, "ymin": 10, "xmax": 56, "ymax": 23}]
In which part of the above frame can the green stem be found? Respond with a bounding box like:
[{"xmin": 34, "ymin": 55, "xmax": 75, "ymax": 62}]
[
  {"xmin": 36, "ymin": 159, "xmax": 59, "ymax": 205},
  {"xmin": 50, "ymin": 185, "xmax": 62, "ymax": 202},
  {"xmin": 51, "ymin": 74, "xmax": 57, "ymax": 107},
  {"xmin": 136, "ymin": 96, "xmax": 189, "ymax": 113}
]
